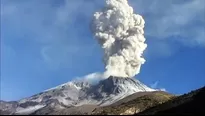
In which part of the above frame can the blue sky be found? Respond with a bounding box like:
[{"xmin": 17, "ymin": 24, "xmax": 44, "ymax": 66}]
[{"xmin": 1, "ymin": 0, "xmax": 205, "ymax": 101}]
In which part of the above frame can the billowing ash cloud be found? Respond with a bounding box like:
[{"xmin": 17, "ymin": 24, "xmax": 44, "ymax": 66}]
[{"xmin": 91, "ymin": 0, "xmax": 147, "ymax": 78}]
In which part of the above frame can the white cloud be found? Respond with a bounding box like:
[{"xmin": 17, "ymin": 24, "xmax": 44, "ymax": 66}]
[
  {"xmin": 130, "ymin": 0, "xmax": 205, "ymax": 47},
  {"xmin": 150, "ymin": 81, "xmax": 166, "ymax": 92},
  {"xmin": 74, "ymin": 72, "xmax": 107, "ymax": 85},
  {"xmin": 1, "ymin": 0, "xmax": 204, "ymax": 69},
  {"xmin": 159, "ymin": 88, "xmax": 166, "ymax": 92},
  {"xmin": 1, "ymin": 0, "xmax": 101, "ymax": 69},
  {"xmin": 128, "ymin": 0, "xmax": 205, "ymax": 59},
  {"xmin": 150, "ymin": 81, "xmax": 159, "ymax": 88}
]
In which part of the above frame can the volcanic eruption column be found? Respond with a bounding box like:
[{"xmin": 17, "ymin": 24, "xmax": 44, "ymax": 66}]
[{"xmin": 92, "ymin": 0, "xmax": 147, "ymax": 78}]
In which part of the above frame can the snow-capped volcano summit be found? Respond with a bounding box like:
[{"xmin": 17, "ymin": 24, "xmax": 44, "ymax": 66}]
[
  {"xmin": 92, "ymin": 76, "xmax": 154, "ymax": 94},
  {"xmin": 0, "ymin": 76, "xmax": 155, "ymax": 115}
]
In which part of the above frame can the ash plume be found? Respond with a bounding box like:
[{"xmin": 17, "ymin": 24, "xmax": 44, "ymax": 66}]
[{"xmin": 91, "ymin": 0, "xmax": 147, "ymax": 78}]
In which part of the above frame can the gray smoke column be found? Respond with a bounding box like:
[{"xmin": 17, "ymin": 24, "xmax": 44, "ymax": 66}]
[{"xmin": 91, "ymin": 0, "xmax": 147, "ymax": 78}]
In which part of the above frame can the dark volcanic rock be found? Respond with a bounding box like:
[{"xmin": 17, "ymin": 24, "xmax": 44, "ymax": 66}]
[
  {"xmin": 0, "ymin": 101, "xmax": 18, "ymax": 115},
  {"xmin": 137, "ymin": 86, "xmax": 205, "ymax": 115},
  {"xmin": 19, "ymin": 101, "xmax": 39, "ymax": 108}
]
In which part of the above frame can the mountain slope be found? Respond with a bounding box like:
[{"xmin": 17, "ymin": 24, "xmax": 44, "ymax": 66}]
[
  {"xmin": 136, "ymin": 86, "xmax": 205, "ymax": 115},
  {"xmin": 0, "ymin": 101, "xmax": 18, "ymax": 115},
  {"xmin": 33, "ymin": 86, "xmax": 205, "ymax": 115},
  {"xmin": 0, "ymin": 76, "xmax": 155, "ymax": 115},
  {"xmin": 91, "ymin": 91, "xmax": 174, "ymax": 115},
  {"xmin": 85, "ymin": 76, "xmax": 155, "ymax": 106},
  {"xmin": 32, "ymin": 104, "xmax": 99, "ymax": 115},
  {"xmin": 32, "ymin": 91, "xmax": 174, "ymax": 115}
]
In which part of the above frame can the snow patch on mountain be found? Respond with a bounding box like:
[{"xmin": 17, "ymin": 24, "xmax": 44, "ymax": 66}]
[
  {"xmin": 15, "ymin": 105, "xmax": 46, "ymax": 114},
  {"xmin": 0, "ymin": 76, "xmax": 156, "ymax": 114}
]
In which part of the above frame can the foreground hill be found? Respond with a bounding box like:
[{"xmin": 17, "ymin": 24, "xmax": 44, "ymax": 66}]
[
  {"xmin": 136, "ymin": 86, "xmax": 205, "ymax": 115},
  {"xmin": 91, "ymin": 91, "xmax": 174, "ymax": 115}
]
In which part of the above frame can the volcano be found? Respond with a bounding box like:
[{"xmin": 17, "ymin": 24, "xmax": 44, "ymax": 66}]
[{"xmin": 0, "ymin": 76, "xmax": 155, "ymax": 115}]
